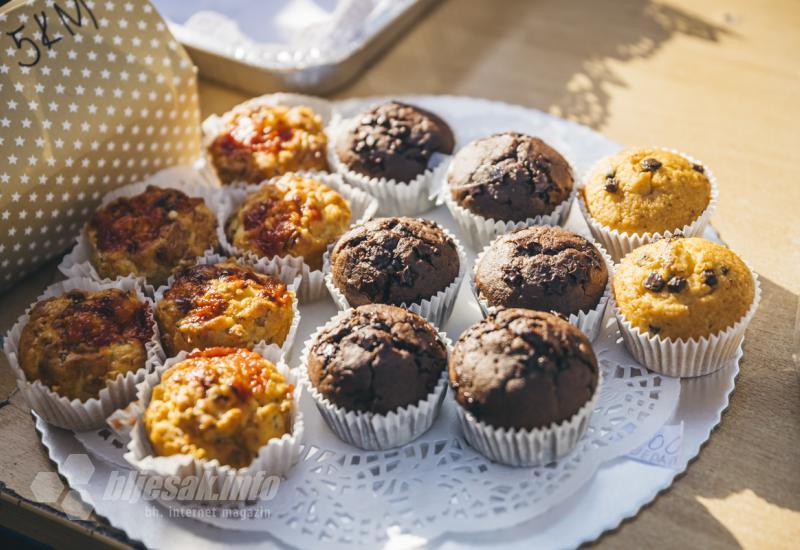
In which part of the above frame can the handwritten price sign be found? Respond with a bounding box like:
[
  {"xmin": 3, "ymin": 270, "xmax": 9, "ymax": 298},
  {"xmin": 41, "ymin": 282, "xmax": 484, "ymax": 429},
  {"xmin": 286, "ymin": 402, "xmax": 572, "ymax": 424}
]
[
  {"xmin": 0, "ymin": 0, "xmax": 200, "ymax": 290},
  {"xmin": 626, "ymin": 422, "xmax": 684, "ymax": 469}
]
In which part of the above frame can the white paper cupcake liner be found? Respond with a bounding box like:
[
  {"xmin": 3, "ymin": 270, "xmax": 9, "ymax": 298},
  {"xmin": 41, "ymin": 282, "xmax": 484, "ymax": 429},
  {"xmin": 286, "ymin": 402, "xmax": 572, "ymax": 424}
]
[
  {"xmin": 613, "ymin": 268, "xmax": 761, "ymax": 378},
  {"xmin": 219, "ymin": 171, "xmax": 378, "ymax": 303},
  {"xmin": 3, "ymin": 276, "xmax": 165, "ymax": 431},
  {"xmin": 470, "ymin": 236, "xmax": 615, "ymax": 342},
  {"xmin": 577, "ymin": 148, "xmax": 719, "ymax": 262},
  {"xmin": 58, "ymin": 166, "xmax": 228, "ymax": 292},
  {"xmin": 326, "ymin": 112, "xmax": 451, "ymax": 216},
  {"xmin": 456, "ymin": 372, "xmax": 602, "ymax": 467},
  {"xmin": 299, "ymin": 310, "xmax": 451, "ymax": 450},
  {"xmin": 200, "ymin": 93, "xmax": 335, "ymax": 187},
  {"xmin": 153, "ymin": 252, "xmax": 302, "ymax": 361},
  {"xmin": 445, "ymin": 188, "xmax": 576, "ymax": 251},
  {"xmin": 124, "ymin": 344, "xmax": 304, "ymax": 502},
  {"xmin": 323, "ymin": 224, "xmax": 468, "ymax": 328}
]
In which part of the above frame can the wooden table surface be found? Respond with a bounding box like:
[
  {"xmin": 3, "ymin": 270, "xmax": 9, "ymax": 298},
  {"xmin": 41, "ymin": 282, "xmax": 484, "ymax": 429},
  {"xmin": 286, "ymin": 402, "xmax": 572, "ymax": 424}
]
[{"xmin": 1, "ymin": 0, "xmax": 798, "ymax": 548}]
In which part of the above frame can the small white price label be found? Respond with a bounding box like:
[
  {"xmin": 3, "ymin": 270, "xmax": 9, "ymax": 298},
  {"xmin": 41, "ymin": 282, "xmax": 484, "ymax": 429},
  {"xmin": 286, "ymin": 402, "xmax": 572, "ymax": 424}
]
[{"xmin": 626, "ymin": 422, "xmax": 684, "ymax": 469}]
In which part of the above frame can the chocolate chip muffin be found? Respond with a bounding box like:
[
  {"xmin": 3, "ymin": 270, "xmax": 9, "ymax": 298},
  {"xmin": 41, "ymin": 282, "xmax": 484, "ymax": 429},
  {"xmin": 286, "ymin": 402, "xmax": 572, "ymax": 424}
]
[
  {"xmin": 155, "ymin": 260, "xmax": 295, "ymax": 356},
  {"xmin": 448, "ymin": 133, "xmax": 574, "ymax": 222},
  {"xmin": 330, "ymin": 217, "xmax": 460, "ymax": 307},
  {"xmin": 335, "ymin": 101, "xmax": 455, "ymax": 182},
  {"xmin": 18, "ymin": 288, "xmax": 155, "ymax": 401},
  {"xmin": 613, "ymin": 237, "xmax": 755, "ymax": 340},
  {"xmin": 475, "ymin": 226, "xmax": 608, "ymax": 315},
  {"xmin": 87, "ymin": 186, "xmax": 219, "ymax": 287},
  {"xmin": 307, "ymin": 305, "xmax": 447, "ymax": 414},
  {"xmin": 449, "ymin": 308, "xmax": 599, "ymax": 430},
  {"xmin": 208, "ymin": 103, "xmax": 329, "ymax": 185},
  {"xmin": 582, "ymin": 148, "xmax": 712, "ymax": 235}
]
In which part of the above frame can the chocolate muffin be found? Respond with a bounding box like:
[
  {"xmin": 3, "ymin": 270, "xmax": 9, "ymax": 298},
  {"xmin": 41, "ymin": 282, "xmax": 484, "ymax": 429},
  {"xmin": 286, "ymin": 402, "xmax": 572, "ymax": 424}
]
[
  {"xmin": 335, "ymin": 101, "xmax": 455, "ymax": 182},
  {"xmin": 448, "ymin": 132, "xmax": 574, "ymax": 221},
  {"xmin": 307, "ymin": 305, "xmax": 446, "ymax": 413},
  {"xmin": 475, "ymin": 226, "xmax": 608, "ymax": 316},
  {"xmin": 330, "ymin": 217, "xmax": 460, "ymax": 307},
  {"xmin": 449, "ymin": 308, "xmax": 598, "ymax": 430}
]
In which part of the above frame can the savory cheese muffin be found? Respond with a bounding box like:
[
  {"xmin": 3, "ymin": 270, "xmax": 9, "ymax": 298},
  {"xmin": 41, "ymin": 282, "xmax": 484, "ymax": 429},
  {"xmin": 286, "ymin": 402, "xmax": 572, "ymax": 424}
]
[
  {"xmin": 208, "ymin": 103, "xmax": 329, "ymax": 185},
  {"xmin": 18, "ymin": 288, "xmax": 154, "ymax": 401},
  {"xmin": 88, "ymin": 186, "xmax": 219, "ymax": 287},
  {"xmin": 582, "ymin": 148, "xmax": 712, "ymax": 235},
  {"xmin": 613, "ymin": 238, "xmax": 755, "ymax": 340},
  {"xmin": 144, "ymin": 347, "xmax": 294, "ymax": 468},
  {"xmin": 226, "ymin": 173, "xmax": 351, "ymax": 270},
  {"xmin": 156, "ymin": 261, "xmax": 294, "ymax": 355}
]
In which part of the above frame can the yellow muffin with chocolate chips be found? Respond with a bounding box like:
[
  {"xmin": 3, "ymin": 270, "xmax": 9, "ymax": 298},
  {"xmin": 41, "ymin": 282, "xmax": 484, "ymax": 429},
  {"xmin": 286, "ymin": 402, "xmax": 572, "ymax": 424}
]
[
  {"xmin": 613, "ymin": 238, "xmax": 755, "ymax": 340},
  {"xmin": 226, "ymin": 173, "xmax": 351, "ymax": 270},
  {"xmin": 144, "ymin": 347, "xmax": 294, "ymax": 468},
  {"xmin": 155, "ymin": 260, "xmax": 295, "ymax": 356},
  {"xmin": 582, "ymin": 148, "xmax": 712, "ymax": 235}
]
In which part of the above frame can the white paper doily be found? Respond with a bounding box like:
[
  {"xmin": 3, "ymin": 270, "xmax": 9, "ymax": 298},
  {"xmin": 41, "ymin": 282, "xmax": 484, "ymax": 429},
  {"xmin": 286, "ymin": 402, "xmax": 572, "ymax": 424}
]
[{"xmin": 34, "ymin": 96, "xmax": 742, "ymax": 550}]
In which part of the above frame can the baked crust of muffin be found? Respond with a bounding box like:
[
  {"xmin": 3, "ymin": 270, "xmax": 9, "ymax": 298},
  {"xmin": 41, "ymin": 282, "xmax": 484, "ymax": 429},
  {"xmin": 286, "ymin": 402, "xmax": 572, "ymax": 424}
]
[
  {"xmin": 330, "ymin": 217, "xmax": 460, "ymax": 307},
  {"xmin": 335, "ymin": 101, "xmax": 455, "ymax": 181},
  {"xmin": 156, "ymin": 261, "xmax": 294, "ymax": 356},
  {"xmin": 448, "ymin": 132, "xmax": 574, "ymax": 221},
  {"xmin": 449, "ymin": 308, "xmax": 598, "ymax": 430},
  {"xmin": 582, "ymin": 148, "xmax": 711, "ymax": 235},
  {"xmin": 307, "ymin": 305, "xmax": 447, "ymax": 414},
  {"xmin": 87, "ymin": 186, "xmax": 219, "ymax": 287},
  {"xmin": 475, "ymin": 226, "xmax": 608, "ymax": 315},
  {"xmin": 226, "ymin": 174, "xmax": 351, "ymax": 270},
  {"xmin": 613, "ymin": 237, "xmax": 754, "ymax": 340},
  {"xmin": 208, "ymin": 104, "xmax": 329, "ymax": 184},
  {"xmin": 144, "ymin": 347, "xmax": 294, "ymax": 468},
  {"xmin": 18, "ymin": 289, "xmax": 154, "ymax": 401}
]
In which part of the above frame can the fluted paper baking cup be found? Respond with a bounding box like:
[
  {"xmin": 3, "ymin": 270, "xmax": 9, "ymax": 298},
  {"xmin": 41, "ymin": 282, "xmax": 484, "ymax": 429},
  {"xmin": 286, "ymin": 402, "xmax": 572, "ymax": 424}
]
[
  {"xmin": 153, "ymin": 252, "xmax": 302, "ymax": 361},
  {"xmin": 471, "ymin": 236, "xmax": 615, "ymax": 342},
  {"xmin": 300, "ymin": 310, "xmax": 451, "ymax": 450},
  {"xmin": 612, "ymin": 269, "xmax": 761, "ymax": 378},
  {"xmin": 577, "ymin": 148, "xmax": 718, "ymax": 262},
  {"xmin": 326, "ymin": 114, "xmax": 450, "ymax": 216},
  {"xmin": 456, "ymin": 373, "xmax": 602, "ymax": 467},
  {"xmin": 58, "ymin": 166, "xmax": 228, "ymax": 291},
  {"xmin": 323, "ymin": 225, "xmax": 468, "ymax": 328},
  {"xmin": 445, "ymin": 188, "xmax": 576, "ymax": 251},
  {"xmin": 3, "ymin": 276, "xmax": 164, "ymax": 431},
  {"xmin": 124, "ymin": 344, "xmax": 304, "ymax": 503},
  {"xmin": 219, "ymin": 171, "xmax": 378, "ymax": 303}
]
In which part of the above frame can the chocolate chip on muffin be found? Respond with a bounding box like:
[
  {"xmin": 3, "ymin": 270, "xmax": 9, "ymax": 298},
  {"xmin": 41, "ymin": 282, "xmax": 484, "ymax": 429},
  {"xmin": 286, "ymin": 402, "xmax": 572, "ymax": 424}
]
[
  {"xmin": 449, "ymin": 308, "xmax": 599, "ymax": 430},
  {"xmin": 475, "ymin": 226, "xmax": 608, "ymax": 316},
  {"xmin": 447, "ymin": 132, "xmax": 574, "ymax": 222},
  {"xmin": 335, "ymin": 101, "xmax": 454, "ymax": 182},
  {"xmin": 307, "ymin": 305, "xmax": 447, "ymax": 414},
  {"xmin": 330, "ymin": 217, "xmax": 460, "ymax": 307}
]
